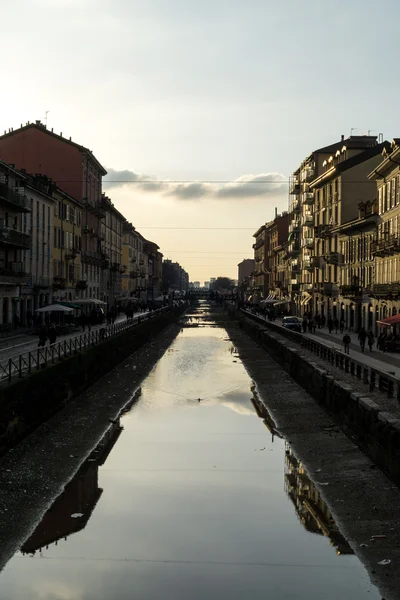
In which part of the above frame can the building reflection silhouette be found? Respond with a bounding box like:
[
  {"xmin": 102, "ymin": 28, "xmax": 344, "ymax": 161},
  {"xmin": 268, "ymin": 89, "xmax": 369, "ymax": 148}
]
[
  {"xmin": 21, "ymin": 421, "xmax": 123, "ymax": 555},
  {"xmin": 284, "ymin": 443, "xmax": 353, "ymax": 556}
]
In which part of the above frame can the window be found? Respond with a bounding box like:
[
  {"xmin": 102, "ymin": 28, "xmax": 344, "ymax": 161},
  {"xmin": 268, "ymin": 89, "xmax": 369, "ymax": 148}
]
[
  {"xmin": 54, "ymin": 227, "xmax": 57, "ymax": 248},
  {"xmin": 392, "ymin": 177, "xmax": 396, "ymax": 208},
  {"xmin": 61, "ymin": 230, "xmax": 65, "ymax": 248},
  {"xmin": 54, "ymin": 202, "xmax": 58, "ymax": 217}
]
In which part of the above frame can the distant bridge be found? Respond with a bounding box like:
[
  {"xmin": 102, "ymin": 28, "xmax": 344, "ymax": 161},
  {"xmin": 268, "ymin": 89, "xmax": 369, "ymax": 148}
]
[{"xmin": 188, "ymin": 289, "xmax": 212, "ymax": 299}]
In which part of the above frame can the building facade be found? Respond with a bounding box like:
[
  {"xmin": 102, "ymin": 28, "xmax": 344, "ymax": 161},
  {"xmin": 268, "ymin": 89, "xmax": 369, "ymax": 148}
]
[
  {"xmin": 0, "ymin": 162, "xmax": 31, "ymax": 325},
  {"xmin": 238, "ymin": 259, "xmax": 254, "ymax": 284},
  {"xmin": 100, "ymin": 195, "xmax": 124, "ymax": 307},
  {"xmin": 0, "ymin": 121, "xmax": 107, "ymax": 300},
  {"xmin": 252, "ymin": 225, "xmax": 266, "ymax": 302}
]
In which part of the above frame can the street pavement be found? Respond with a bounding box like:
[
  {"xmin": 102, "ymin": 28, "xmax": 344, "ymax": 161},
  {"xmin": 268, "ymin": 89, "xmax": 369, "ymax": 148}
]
[{"xmin": 0, "ymin": 313, "xmax": 142, "ymax": 364}]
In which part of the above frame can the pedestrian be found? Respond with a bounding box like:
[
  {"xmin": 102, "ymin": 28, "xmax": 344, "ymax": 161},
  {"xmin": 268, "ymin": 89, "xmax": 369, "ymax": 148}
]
[
  {"xmin": 358, "ymin": 327, "xmax": 368, "ymax": 353},
  {"xmin": 316, "ymin": 314, "xmax": 321, "ymax": 329},
  {"xmin": 48, "ymin": 323, "xmax": 57, "ymax": 346},
  {"xmin": 13, "ymin": 314, "xmax": 20, "ymax": 329},
  {"xmin": 311, "ymin": 318, "xmax": 317, "ymax": 334},
  {"xmin": 321, "ymin": 314, "xmax": 326, "ymax": 328},
  {"xmin": 328, "ymin": 316, "xmax": 334, "ymax": 334},
  {"xmin": 26, "ymin": 309, "xmax": 32, "ymax": 328},
  {"xmin": 343, "ymin": 333, "xmax": 351, "ymax": 354},
  {"xmin": 80, "ymin": 313, "xmax": 86, "ymax": 332},
  {"xmin": 302, "ymin": 316, "xmax": 308, "ymax": 334},
  {"xmin": 333, "ymin": 316, "xmax": 339, "ymax": 334},
  {"xmin": 308, "ymin": 318, "xmax": 313, "ymax": 334},
  {"xmin": 38, "ymin": 323, "xmax": 47, "ymax": 347},
  {"xmin": 367, "ymin": 330, "xmax": 375, "ymax": 352},
  {"xmin": 339, "ymin": 317, "xmax": 345, "ymax": 333}
]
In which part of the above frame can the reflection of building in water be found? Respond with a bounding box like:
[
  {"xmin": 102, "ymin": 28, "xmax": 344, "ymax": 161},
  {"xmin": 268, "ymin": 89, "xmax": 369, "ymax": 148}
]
[
  {"xmin": 21, "ymin": 422, "xmax": 122, "ymax": 555},
  {"xmin": 284, "ymin": 443, "xmax": 353, "ymax": 556}
]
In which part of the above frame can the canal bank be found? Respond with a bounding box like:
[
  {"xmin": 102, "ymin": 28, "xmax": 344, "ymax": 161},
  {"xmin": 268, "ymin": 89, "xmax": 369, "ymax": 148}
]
[{"xmin": 0, "ymin": 302, "xmax": 383, "ymax": 599}]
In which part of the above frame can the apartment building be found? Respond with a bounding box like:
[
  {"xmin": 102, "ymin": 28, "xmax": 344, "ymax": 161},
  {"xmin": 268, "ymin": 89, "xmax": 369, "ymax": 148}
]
[
  {"xmin": 100, "ymin": 195, "xmax": 124, "ymax": 307},
  {"xmin": 0, "ymin": 121, "xmax": 107, "ymax": 299},
  {"xmin": 0, "ymin": 162, "xmax": 31, "ymax": 325},
  {"xmin": 310, "ymin": 137, "xmax": 388, "ymax": 323},
  {"xmin": 162, "ymin": 260, "xmax": 189, "ymax": 293},
  {"xmin": 368, "ymin": 139, "xmax": 400, "ymax": 331},
  {"xmin": 238, "ymin": 259, "xmax": 254, "ymax": 284},
  {"xmin": 267, "ymin": 212, "xmax": 289, "ymax": 300},
  {"xmin": 52, "ymin": 185, "xmax": 83, "ymax": 302},
  {"xmin": 252, "ymin": 225, "xmax": 266, "ymax": 302},
  {"xmin": 121, "ymin": 221, "xmax": 138, "ymax": 299},
  {"xmin": 144, "ymin": 240, "xmax": 162, "ymax": 299}
]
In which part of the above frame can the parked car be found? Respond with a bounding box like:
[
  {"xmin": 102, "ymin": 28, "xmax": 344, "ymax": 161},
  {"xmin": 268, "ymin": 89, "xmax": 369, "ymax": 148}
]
[{"xmin": 282, "ymin": 316, "xmax": 302, "ymax": 333}]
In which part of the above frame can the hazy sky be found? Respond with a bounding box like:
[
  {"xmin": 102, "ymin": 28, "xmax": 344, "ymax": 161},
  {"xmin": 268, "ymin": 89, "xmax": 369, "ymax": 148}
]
[{"xmin": 1, "ymin": 0, "xmax": 398, "ymax": 282}]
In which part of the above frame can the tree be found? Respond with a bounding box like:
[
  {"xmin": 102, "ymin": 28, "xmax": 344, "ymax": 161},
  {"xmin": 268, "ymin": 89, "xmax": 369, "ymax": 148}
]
[{"xmin": 210, "ymin": 277, "xmax": 235, "ymax": 291}]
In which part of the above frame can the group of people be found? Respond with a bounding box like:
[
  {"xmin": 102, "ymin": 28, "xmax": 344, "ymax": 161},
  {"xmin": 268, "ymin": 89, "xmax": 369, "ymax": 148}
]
[
  {"xmin": 342, "ymin": 328, "xmax": 375, "ymax": 355},
  {"xmin": 37, "ymin": 322, "xmax": 58, "ymax": 347}
]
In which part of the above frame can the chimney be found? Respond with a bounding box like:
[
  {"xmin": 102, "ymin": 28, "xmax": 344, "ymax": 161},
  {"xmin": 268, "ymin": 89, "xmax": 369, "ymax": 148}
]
[
  {"xmin": 60, "ymin": 132, "xmax": 62, "ymax": 137},
  {"xmin": 275, "ymin": 207, "xmax": 278, "ymax": 218},
  {"xmin": 51, "ymin": 128, "xmax": 53, "ymax": 132},
  {"xmin": 35, "ymin": 120, "xmax": 41, "ymax": 125},
  {"xmin": 341, "ymin": 134, "xmax": 344, "ymax": 141}
]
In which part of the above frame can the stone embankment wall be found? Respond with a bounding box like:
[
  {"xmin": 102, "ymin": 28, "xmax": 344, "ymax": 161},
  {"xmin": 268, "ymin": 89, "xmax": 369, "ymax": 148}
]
[
  {"xmin": 0, "ymin": 308, "xmax": 184, "ymax": 455},
  {"xmin": 233, "ymin": 310, "xmax": 400, "ymax": 483}
]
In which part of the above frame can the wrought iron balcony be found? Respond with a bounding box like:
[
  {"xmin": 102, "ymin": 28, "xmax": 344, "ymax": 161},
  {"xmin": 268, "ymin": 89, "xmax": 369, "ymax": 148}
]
[
  {"xmin": 290, "ymin": 201, "xmax": 301, "ymax": 214},
  {"xmin": 324, "ymin": 252, "xmax": 343, "ymax": 265},
  {"xmin": 371, "ymin": 235, "xmax": 400, "ymax": 256},
  {"xmin": 371, "ymin": 283, "xmax": 400, "ymax": 297},
  {"xmin": 289, "ymin": 177, "xmax": 300, "ymax": 195},
  {"xmin": 289, "ymin": 221, "xmax": 300, "ymax": 233},
  {"xmin": 0, "ymin": 182, "xmax": 30, "ymax": 212},
  {"xmin": 0, "ymin": 225, "xmax": 31, "ymax": 249},
  {"xmin": 302, "ymin": 258, "xmax": 312, "ymax": 271},
  {"xmin": 302, "ymin": 213, "xmax": 314, "ymax": 226},
  {"xmin": 0, "ymin": 265, "xmax": 30, "ymax": 285},
  {"xmin": 65, "ymin": 248, "xmax": 80, "ymax": 260},
  {"xmin": 315, "ymin": 224, "xmax": 333, "ymax": 238},
  {"xmin": 341, "ymin": 285, "xmax": 363, "ymax": 298},
  {"xmin": 302, "ymin": 192, "xmax": 314, "ymax": 205},
  {"xmin": 287, "ymin": 242, "xmax": 301, "ymax": 256},
  {"xmin": 301, "ymin": 237, "xmax": 314, "ymax": 249},
  {"xmin": 52, "ymin": 276, "xmax": 67, "ymax": 290}
]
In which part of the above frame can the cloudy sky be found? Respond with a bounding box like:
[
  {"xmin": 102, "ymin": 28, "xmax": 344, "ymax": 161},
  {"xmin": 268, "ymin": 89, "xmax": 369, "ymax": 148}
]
[{"xmin": 1, "ymin": 0, "xmax": 398, "ymax": 282}]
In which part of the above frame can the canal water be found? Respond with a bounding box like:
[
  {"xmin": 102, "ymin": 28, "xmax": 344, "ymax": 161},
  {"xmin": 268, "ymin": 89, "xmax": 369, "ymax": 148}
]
[{"xmin": 0, "ymin": 303, "xmax": 379, "ymax": 599}]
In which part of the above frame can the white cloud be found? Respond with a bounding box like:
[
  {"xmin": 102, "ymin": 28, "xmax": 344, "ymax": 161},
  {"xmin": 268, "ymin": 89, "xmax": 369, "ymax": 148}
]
[{"xmin": 103, "ymin": 169, "xmax": 288, "ymax": 201}]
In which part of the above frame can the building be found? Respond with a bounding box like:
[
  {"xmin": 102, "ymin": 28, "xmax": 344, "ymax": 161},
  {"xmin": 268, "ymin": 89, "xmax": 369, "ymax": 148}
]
[
  {"xmin": 162, "ymin": 260, "xmax": 188, "ymax": 293},
  {"xmin": 144, "ymin": 239, "xmax": 162, "ymax": 300},
  {"xmin": 367, "ymin": 139, "xmax": 400, "ymax": 331},
  {"xmin": 193, "ymin": 281, "xmax": 200, "ymax": 288},
  {"xmin": 204, "ymin": 281, "xmax": 210, "ymax": 289},
  {"xmin": 310, "ymin": 137, "xmax": 388, "ymax": 322},
  {"xmin": 267, "ymin": 212, "xmax": 289, "ymax": 301},
  {"xmin": 252, "ymin": 225, "xmax": 267, "ymax": 302},
  {"xmin": 0, "ymin": 162, "xmax": 31, "ymax": 325},
  {"xmin": 100, "ymin": 194, "xmax": 125, "ymax": 307},
  {"xmin": 51, "ymin": 184, "xmax": 83, "ymax": 303},
  {"xmin": 238, "ymin": 259, "xmax": 254, "ymax": 284},
  {"xmin": 0, "ymin": 121, "xmax": 107, "ymax": 300}
]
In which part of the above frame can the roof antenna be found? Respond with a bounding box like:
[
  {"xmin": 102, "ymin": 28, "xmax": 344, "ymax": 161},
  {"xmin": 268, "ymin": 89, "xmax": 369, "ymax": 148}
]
[
  {"xmin": 45, "ymin": 110, "xmax": 50, "ymax": 127},
  {"xmin": 368, "ymin": 129, "xmax": 375, "ymax": 136},
  {"xmin": 350, "ymin": 128, "xmax": 357, "ymax": 136}
]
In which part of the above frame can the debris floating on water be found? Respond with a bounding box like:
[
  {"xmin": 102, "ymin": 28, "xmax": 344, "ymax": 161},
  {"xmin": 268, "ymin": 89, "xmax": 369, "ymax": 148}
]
[{"xmin": 71, "ymin": 513, "xmax": 83, "ymax": 518}]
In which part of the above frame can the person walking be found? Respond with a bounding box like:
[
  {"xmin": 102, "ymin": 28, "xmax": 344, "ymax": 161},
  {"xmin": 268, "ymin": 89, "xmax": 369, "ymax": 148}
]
[
  {"xmin": 316, "ymin": 314, "xmax": 321, "ymax": 329},
  {"xmin": 302, "ymin": 316, "xmax": 308, "ymax": 334},
  {"xmin": 339, "ymin": 317, "xmax": 345, "ymax": 333},
  {"xmin": 328, "ymin": 315, "xmax": 334, "ymax": 334},
  {"xmin": 48, "ymin": 323, "xmax": 57, "ymax": 346},
  {"xmin": 38, "ymin": 324, "xmax": 47, "ymax": 348},
  {"xmin": 367, "ymin": 330, "xmax": 375, "ymax": 352},
  {"xmin": 333, "ymin": 316, "xmax": 339, "ymax": 334},
  {"xmin": 321, "ymin": 314, "xmax": 326, "ymax": 328},
  {"xmin": 358, "ymin": 327, "xmax": 368, "ymax": 353},
  {"xmin": 343, "ymin": 332, "xmax": 351, "ymax": 354}
]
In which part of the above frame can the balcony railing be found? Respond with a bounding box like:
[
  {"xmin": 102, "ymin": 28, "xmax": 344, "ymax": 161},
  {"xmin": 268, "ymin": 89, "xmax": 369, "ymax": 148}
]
[
  {"xmin": 341, "ymin": 285, "xmax": 363, "ymax": 298},
  {"xmin": 0, "ymin": 265, "xmax": 30, "ymax": 285},
  {"xmin": 303, "ymin": 192, "xmax": 314, "ymax": 205},
  {"xmin": 301, "ymin": 237, "xmax": 314, "ymax": 249},
  {"xmin": 302, "ymin": 258, "xmax": 312, "ymax": 270},
  {"xmin": 300, "ymin": 168, "xmax": 315, "ymax": 183},
  {"xmin": 0, "ymin": 225, "xmax": 31, "ymax": 249},
  {"xmin": 302, "ymin": 213, "xmax": 314, "ymax": 226},
  {"xmin": 287, "ymin": 243, "xmax": 301, "ymax": 256},
  {"xmin": 324, "ymin": 252, "xmax": 343, "ymax": 265},
  {"xmin": 371, "ymin": 235, "xmax": 400, "ymax": 256},
  {"xmin": 315, "ymin": 224, "xmax": 333, "ymax": 238},
  {"xmin": 311, "ymin": 256, "xmax": 325, "ymax": 269},
  {"xmin": 0, "ymin": 182, "xmax": 31, "ymax": 212},
  {"xmin": 289, "ymin": 221, "xmax": 300, "ymax": 233},
  {"xmin": 371, "ymin": 283, "xmax": 400, "ymax": 297},
  {"xmin": 52, "ymin": 276, "xmax": 67, "ymax": 290},
  {"xmin": 289, "ymin": 178, "xmax": 300, "ymax": 195},
  {"xmin": 33, "ymin": 276, "xmax": 51, "ymax": 289},
  {"xmin": 290, "ymin": 201, "xmax": 300, "ymax": 214},
  {"xmin": 65, "ymin": 248, "xmax": 80, "ymax": 260}
]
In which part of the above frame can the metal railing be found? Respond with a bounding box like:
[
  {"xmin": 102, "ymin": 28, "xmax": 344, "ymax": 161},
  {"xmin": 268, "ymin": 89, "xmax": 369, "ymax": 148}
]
[
  {"xmin": 240, "ymin": 309, "xmax": 400, "ymax": 401},
  {"xmin": 0, "ymin": 306, "xmax": 171, "ymax": 383}
]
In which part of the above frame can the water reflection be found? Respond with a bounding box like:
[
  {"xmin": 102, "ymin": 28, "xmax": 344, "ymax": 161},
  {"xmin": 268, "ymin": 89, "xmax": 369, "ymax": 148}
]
[
  {"xmin": 284, "ymin": 444, "xmax": 353, "ymax": 556},
  {"xmin": 21, "ymin": 422, "xmax": 122, "ymax": 556}
]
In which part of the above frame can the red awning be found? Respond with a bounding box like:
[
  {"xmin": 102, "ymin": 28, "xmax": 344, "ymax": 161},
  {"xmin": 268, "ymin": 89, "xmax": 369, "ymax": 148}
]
[{"xmin": 376, "ymin": 314, "xmax": 400, "ymax": 327}]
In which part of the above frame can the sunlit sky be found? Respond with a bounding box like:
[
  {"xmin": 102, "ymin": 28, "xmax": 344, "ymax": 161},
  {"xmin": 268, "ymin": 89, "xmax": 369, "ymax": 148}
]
[{"xmin": 1, "ymin": 0, "xmax": 398, "ymax": 282}]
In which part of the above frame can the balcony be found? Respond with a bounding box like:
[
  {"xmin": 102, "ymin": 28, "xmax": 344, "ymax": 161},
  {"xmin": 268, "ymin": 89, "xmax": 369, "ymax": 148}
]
[
  {"xmin": 82, "ymin": 198, "xmax": 106, "ymax": 218},
  {"xmin": 290, "ymin": 201, "xmax": 300, "ymax": 214},
  {"xmin": 300, "ymin": 167, "xmax": 315, "ymax": 183},
  {"xmin": 371, "ymin": 235, "xmax": 400, "ymax": 257},
  {"xmin": 311, "ymin": 256, "xmax": 325, "ymax": 269},
  {"xmin": 289, "ymin": 177, "xmax": 300, "ymax": 195},
  {"xmin": 110, "ymin": 262, "xmax": 121, "ymax": 271},
  {"xmin": 0, "ymin": 182, "xmax": 30, "ymax": 212},
  {"xmin": 303, "ymin": 192, "xmax": 314, "ymax": 205},
  {"xmin": 302, "ymin": 258, "xmax": 312, "ymax": 271},
  {"xmin": 0, "ymin": 225, "xmax": 31, "ymax": 249},
  {"xmin": 34, "ymin": 276, "xmax": 51, "ymax": 289},
  {"xmin": 302, "ymin": 283, "xmax": 313, "ymax": 292},
  {"xmin": 301, "ymin": 237, "xmax": 314, "ymax": 249},
  {"xmin": 53, "ymin": 276, "xmax": 67, "ymax": 290},
  {"xmin": 289, "ymin": 221, "xmax": 300, "ymax": 234},
  {"xmin": 341, "ymin": 285, "xmax": 363, "ymax": 298},
  {"xmin": 0, "ymin": 264, "xmax": 30, "ymax": 285},
  {"xmin": 324, "ymin": 252, "xmax": 343, "ymax": 265},
  {"xmin": 302, "ymin": 213, "xmax": 313, "ymax": 226},
  {"xmin": 65, "ymin": 248, "xmax": 80, "ymax": 260},
  {"xmin": 315, "ymin": 224, "xmax": 333, "ymax": 238},
  {"xmin": 253, "ymin": 238, "xmax": 265, "ymax": 250},
  {"xmin": 371, "ymin": 283, "xmax": 400, "ymax": 297},
  {"xmin": 287, "ymin": 242, "xmax": 301, "ymax": 256}
]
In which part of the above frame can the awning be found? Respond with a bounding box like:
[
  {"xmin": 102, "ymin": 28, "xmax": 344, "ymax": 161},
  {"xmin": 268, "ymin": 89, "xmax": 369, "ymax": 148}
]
[
  {"xmin": 247, "ymin": 295, "xmax": 253, "ymax": 301},
  {"xmin": 377, "ymin": 314, "xmax": 400, "ymax": 328},
  {"xmin": 56, "ymin": 301, "xmax": 82, "ymax": 310},
  {"xmin": 74, "ymin": 298, "xmax": 107, "ymax": 305},
  {"xmin": 273, "ymin": 300, "xmax": 291, "ymax": 306}
]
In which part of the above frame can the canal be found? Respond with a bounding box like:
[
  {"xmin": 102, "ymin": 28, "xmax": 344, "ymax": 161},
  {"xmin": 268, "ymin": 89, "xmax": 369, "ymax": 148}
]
[{"xmin": 0, "ymin": 302, "xmax": 379, "ymax": 599}]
